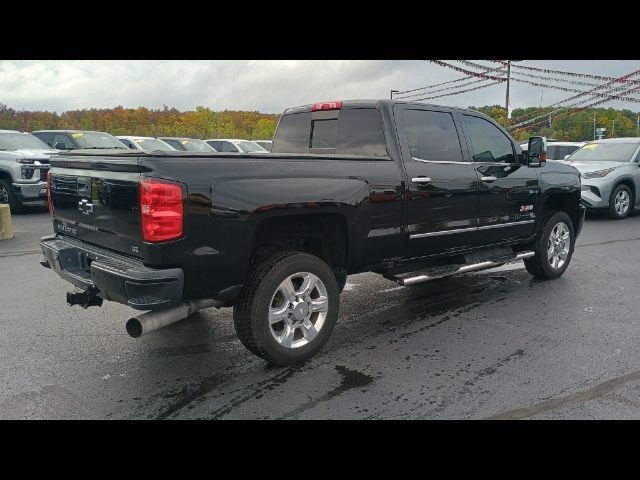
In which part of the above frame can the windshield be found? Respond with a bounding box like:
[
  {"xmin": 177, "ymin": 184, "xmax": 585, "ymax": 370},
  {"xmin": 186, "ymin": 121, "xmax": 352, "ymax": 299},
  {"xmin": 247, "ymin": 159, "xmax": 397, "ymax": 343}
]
[
  {"xmin": 568, "ymin": 142, "xmax": 639, "ymax": 162},
  {"xmin": 547, "ymin": 145, "xmax": 581, "ymax": 160},
  {"xmin": 73, "ymin": 132, "xmax": 127, "ymax": 149},
  {"xmin": 0, "ymin": 132, "xmax": 51, "ymax": 151},
  {"xmin": 237, "ymin": 141, "xmax": 267, "ymax": 153},
  {"xmin": 133, "ymin": 138, "xmax": 176, "ymax": 152},
  {"xmin": 179, "ymin": 139, "xmax": 216, "ymax": 152}
]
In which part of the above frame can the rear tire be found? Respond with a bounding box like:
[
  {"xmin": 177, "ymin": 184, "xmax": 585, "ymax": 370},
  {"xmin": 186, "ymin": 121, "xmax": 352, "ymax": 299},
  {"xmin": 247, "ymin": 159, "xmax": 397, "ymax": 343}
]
[
  {"xmin": 0, "ymin": 179, "xmax": 22, "ymax": 214},
  {"xmin": 524, "ymin": 211, "xmax": 575, "ymax": 280},
  {"xmin": 233, "ymin": 252, "xmax": 339, "ymax": 366},
  {"xmin": 607, "ymin": 184, "xmax": 632, "ymax": 219}
]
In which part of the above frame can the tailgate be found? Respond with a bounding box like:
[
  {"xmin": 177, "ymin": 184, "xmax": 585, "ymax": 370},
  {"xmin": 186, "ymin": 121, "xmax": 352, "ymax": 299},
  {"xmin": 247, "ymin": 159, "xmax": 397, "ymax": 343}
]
[{"xmin": 50, "ymin": 153, "xmax": 144, "ymax": 258}]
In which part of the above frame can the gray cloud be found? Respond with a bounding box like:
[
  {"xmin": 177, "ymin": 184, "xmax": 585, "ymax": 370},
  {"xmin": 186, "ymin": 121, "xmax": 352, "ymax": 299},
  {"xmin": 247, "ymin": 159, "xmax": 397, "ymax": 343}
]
[{"xmin": 0, "ymin": 60, "xmax": 639, "ymax": 114}]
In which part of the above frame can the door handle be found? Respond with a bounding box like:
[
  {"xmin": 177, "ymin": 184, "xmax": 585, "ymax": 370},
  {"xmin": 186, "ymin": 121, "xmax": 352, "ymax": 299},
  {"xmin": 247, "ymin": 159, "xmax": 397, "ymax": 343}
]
[
  {"xmin": 481, "ymin": 176, "xmax": 498, "ymax": 183},
  {"xmin": 411, "ymin": 177, "xmax": 432, "ymax": 184}
]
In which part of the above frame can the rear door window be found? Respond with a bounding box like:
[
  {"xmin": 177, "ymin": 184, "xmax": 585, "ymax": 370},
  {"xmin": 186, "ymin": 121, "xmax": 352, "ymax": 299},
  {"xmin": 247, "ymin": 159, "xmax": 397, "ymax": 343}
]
[
  {"xmin": 272, "ymin": 108, "xmax": 387, "ymax": 157},
  {"xmin": 402, "ymin": 109, "xmax": 464, "ymax": 162}
]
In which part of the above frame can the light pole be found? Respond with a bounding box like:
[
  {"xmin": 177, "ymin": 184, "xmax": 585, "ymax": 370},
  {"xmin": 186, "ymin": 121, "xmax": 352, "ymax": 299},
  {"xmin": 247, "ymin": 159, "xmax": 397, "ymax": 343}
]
[
  {"xmin": 504, "ymin": 60, "xmax": 522, "ymax": 128},
  {"xmin": 390, "ymin": 90, "xmax": 400, "ymax": 99},
  {"xmin": 593, "ymin": 111, "xmax": 596, "ymax": 140},
  {"xmin": 611, "ymin": 120, "xmax": 617, "ymax": 138}
]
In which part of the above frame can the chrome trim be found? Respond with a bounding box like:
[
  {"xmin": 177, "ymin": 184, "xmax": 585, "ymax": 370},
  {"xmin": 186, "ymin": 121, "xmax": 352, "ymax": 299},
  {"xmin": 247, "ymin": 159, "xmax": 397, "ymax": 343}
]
[
  {"xmin": 473, "ymin": 162, "xmax": 518, "ymax": 166},
  {"xmin": 481, "ymin": 176, "xmax": 498, "ymax": 182},
  {"xmin": 410, "ymin": 219, "xmax": 534, "ymax": 239},
  {"xmin": 410, "ymin": 226, "xmax": 477, "ymax": 239},
  {"xmin": 477, "ymin": 220, "xmax": 534, "ymax": 230},
  {"xmin": 411, "ymin": 177, "xmax": 432, "ymax": 184},
  {"xmin": 412, "ymin": 157, "xmax": 469, "ymax": 165}
]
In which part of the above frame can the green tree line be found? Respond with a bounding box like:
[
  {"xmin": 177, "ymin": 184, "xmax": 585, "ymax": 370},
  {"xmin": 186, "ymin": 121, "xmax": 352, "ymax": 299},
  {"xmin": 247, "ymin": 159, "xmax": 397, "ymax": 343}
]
[
  {"xmin": 0, "ymin": 104, "xmax": 279, "ymax": 140},
  {"xmin": 468, "ymin": 105, "xmax": 640, "ymax": 142}
]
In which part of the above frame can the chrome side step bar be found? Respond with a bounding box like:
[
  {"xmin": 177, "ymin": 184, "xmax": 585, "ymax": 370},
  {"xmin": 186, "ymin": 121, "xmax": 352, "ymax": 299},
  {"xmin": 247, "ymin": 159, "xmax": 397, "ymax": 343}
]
[{"xmin": 396, "ymin": 251, "xmax": 535, "ymax": 286}]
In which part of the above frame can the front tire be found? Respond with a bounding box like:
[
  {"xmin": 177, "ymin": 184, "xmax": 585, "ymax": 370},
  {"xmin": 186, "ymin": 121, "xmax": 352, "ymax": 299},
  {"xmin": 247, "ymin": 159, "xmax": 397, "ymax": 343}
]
[
  {"xmin": 607, "ymin": 184, "xmax": 632, "ymax": 219},
  {"xmin": 524, "ymin": 211, "xmax": 575, "ymax": 279},
  {"xmin": 233, "ymin": 252, "xmax": 339, "ymax": 366},
  {"xmin": 0, "ymin": 179, "xmax": 22, "ymax": 214}
]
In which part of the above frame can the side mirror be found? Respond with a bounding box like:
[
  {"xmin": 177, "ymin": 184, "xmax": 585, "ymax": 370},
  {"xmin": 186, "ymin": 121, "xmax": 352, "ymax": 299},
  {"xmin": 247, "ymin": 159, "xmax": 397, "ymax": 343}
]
[
  {"xmin": 527, "ymin": 136, "xmax": 547, "ymax": 168},
  {"xmin": 564, "ymin": 154, "xmax": 571, "ymax": 160},
  {"xmin": 54, "ymin": 142, "xmax": 67, "ymax": 150}
]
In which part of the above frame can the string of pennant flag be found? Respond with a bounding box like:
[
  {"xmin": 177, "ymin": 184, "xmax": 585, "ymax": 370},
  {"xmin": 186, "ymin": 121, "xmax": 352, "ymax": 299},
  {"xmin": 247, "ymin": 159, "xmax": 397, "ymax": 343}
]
[{"xmin": 391, "ymin": 60, "xmax": 640, "ymax": 133}]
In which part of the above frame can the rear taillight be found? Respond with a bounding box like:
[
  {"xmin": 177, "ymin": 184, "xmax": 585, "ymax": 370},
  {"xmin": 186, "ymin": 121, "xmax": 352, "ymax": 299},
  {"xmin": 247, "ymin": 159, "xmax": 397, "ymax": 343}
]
[
  {"xmin": 47, "ymin": 172, "xmax": 53, "ymax": 215},
  {"xmin": 139, "ymin": 178, "xmax": 184, "ymax": 242},
  {"xmin": 311, "ymin": 101, "xmax": 342, "ymax": 111}
]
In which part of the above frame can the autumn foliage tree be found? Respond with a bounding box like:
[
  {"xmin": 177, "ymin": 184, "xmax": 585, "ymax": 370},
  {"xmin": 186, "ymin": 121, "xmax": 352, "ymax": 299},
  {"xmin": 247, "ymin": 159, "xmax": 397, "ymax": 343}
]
[{"xmin": 0, "ymin": 104, "xmax": 279, "ymax": 140}]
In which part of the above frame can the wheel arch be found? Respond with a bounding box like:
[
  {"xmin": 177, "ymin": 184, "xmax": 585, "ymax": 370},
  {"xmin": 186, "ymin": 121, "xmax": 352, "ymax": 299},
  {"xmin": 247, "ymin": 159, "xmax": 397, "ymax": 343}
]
[
  {"xmin": 0, "ymin": 168, "xmax": 14, "ymax": 181},
  {"xmin": 540, "ymin": 191, "xmax": 582, "ymax": 234},
  {"xmin": 249, "ymin": 213, "xmax": 350, "ymax": 276},
  {"xmin": 612, "ymin": 177, "xmax": 635, "ymax": 204}
]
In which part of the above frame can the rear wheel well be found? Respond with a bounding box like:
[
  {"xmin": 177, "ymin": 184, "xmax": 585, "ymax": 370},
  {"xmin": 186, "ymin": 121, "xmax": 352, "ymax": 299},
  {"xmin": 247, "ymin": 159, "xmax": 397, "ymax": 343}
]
[
  {"xmin": 543, "ymin": 193, "xmax": 582, "ymax": 232},
  {"xmin": 250, "ymin": 214, "xmax": 348, "ymax": 278}
]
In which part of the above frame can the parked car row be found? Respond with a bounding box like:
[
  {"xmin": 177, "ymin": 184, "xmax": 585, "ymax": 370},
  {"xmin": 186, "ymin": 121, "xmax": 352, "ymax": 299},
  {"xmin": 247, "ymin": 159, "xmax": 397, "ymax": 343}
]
[
  {"xmin": 0, "ymin": 128, "xmax": 274, "ymax": 212},
  {"xmin": 30, "ymin": 129, "xmax": 273, "ymax": 154}
]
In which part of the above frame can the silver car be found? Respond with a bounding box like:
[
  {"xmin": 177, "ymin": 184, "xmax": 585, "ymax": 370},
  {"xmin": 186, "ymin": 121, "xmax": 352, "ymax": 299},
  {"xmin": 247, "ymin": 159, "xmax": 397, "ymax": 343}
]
[
  {"xmin": 116, "ymin": 136, "xmax": 177, "ymax": 152},
  {"xmin": 562, "ymin": 138, "xmax": 640, "ymax": 219}
]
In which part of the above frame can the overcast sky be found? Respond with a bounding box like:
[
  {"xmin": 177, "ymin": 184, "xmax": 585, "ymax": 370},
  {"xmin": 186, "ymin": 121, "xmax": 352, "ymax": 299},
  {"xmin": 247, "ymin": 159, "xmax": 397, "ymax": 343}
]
[{"xmin": 1, "ymin": 60, "xmax": 639, "ymax": 114}]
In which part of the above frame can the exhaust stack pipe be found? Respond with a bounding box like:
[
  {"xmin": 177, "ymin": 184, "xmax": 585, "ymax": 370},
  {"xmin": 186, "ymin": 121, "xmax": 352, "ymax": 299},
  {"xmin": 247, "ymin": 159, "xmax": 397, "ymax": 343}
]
[{"xmin": 126, "ymin": 299, "xmax": 223, "ymax": 338}]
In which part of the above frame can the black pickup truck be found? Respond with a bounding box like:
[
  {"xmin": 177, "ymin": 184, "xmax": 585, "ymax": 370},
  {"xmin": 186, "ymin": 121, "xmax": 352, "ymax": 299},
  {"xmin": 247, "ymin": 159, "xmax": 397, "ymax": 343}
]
[{"xmin": 40, "ymin": 99, "xmax": 585, "ymax": 365}]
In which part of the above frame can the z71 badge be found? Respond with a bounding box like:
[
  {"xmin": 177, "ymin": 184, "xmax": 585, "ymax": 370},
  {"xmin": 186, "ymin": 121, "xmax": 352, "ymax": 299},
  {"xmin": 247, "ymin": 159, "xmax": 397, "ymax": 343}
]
[{"xmin": 520, "ymin": 204, "xmax": 534, "ymax": 213}]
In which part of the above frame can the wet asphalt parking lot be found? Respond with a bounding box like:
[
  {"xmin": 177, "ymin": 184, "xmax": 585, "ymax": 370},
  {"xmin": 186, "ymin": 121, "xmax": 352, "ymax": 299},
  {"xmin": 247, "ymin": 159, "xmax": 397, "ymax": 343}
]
[{"xmin": 2, "ymin": 207, "xmax": 640, "ymax": 419}]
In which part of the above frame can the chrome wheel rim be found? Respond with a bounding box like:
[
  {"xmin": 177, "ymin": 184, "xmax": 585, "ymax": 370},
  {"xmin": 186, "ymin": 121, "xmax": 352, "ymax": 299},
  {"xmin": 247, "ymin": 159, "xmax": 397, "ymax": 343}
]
[
  {"xmin": 614, "ymin": 190, "xmax": 630, "ymax": 216},
  {"xmin": 547, "ymin": 221, "xmax": 570, "ymax": 269},
  {"xmin": 0, "ymin": 184, "xmax": 8, "ymax": 204},
  {"xmin": 268, "ymin": 272, "xmax": 328, "ymax": 349}
]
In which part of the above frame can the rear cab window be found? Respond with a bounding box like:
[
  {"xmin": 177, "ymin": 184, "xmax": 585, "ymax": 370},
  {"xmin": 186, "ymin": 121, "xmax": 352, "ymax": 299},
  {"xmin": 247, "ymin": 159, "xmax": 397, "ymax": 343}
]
[{"xmin": 272, "ymin": 107, "xmax": 388, "ymax": 157}]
